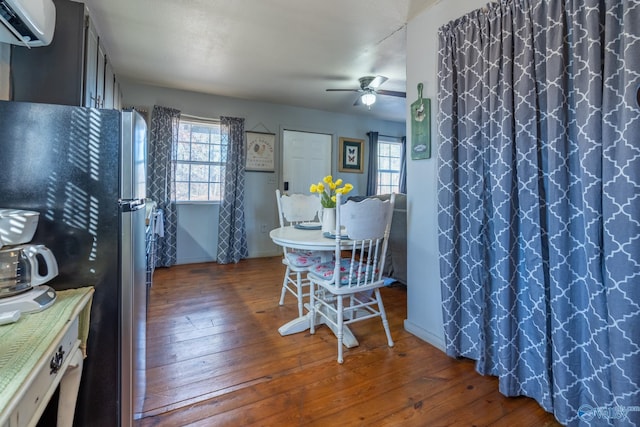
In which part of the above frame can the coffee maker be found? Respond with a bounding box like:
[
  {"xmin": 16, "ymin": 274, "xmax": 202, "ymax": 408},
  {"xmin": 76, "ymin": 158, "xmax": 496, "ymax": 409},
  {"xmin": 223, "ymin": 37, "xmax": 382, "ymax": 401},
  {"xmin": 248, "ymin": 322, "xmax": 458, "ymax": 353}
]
[{"xmin": 0, "ymin": 209, "xmax": 58, "ymax": 319}]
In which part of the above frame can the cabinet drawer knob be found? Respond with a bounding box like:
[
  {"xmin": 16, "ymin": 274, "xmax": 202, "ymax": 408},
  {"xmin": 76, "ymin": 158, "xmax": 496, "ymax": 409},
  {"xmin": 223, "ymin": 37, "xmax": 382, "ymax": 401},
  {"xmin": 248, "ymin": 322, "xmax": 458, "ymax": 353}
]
[{"xmin": 50, "ymin": 346, "xmax": 65, "ymax": 374}]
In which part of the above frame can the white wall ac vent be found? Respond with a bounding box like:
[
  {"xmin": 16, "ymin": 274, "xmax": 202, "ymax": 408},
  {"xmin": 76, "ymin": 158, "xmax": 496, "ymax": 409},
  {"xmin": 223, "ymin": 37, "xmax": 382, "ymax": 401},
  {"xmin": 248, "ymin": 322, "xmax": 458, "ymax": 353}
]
[{"xmin": 0, "ymin": 0, "xmax": 55, "ymax": 47}]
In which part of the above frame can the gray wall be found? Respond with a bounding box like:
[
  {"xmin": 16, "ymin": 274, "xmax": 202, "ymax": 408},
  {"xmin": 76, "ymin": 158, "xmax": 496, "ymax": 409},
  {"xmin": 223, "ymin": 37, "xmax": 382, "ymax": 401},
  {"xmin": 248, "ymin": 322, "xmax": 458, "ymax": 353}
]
[
  {"xmin": 0, "ymin": 44, "xmax": 9, "ymax": 100},
  {"xmin": 120, "ymin": 80, "xmax": 405, "ymax": 264},
  {"xmin": 404, "ymin": 0, "xmax": 486, "ymax": 351}
]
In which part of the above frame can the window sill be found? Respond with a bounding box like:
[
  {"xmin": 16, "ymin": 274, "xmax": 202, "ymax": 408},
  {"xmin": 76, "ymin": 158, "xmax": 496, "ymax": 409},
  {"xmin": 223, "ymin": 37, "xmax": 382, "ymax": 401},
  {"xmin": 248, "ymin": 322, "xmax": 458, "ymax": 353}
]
[{"xmin": 174, "ymin": 201, "xmax": 221, "ymax": 206}]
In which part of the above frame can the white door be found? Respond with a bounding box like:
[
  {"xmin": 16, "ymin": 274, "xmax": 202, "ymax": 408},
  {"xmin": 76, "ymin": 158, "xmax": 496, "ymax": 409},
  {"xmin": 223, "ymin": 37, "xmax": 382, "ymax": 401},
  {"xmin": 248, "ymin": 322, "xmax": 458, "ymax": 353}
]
[{"xmin": 283, "ymin": 130, "xmax": 332, "ymax": 194}]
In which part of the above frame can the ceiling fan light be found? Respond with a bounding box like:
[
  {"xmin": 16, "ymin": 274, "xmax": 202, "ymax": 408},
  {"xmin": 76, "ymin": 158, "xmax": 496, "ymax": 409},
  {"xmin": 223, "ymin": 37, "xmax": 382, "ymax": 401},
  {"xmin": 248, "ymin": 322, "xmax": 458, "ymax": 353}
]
[{"xmin": 361, "ymin": 92, "xmax": 376, "ymax": 106}]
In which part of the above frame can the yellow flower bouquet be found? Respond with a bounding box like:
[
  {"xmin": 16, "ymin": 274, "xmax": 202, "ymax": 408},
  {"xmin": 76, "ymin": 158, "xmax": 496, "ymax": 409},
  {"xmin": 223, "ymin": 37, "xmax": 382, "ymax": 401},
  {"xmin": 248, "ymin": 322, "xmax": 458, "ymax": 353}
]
[{"xmin": 310, "ymin": 175, "xmax": 354, "ymax": 208}]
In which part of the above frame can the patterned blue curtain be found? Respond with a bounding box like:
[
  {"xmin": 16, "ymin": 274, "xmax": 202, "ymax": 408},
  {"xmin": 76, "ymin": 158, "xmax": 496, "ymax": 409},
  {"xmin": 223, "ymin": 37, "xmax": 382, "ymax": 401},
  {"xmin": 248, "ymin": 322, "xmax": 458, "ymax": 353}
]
[
  {"xmin": 437, "ymin": 1, "xmax": 639, "ymax": 425},
  {"xmin": 149, "ymin": 105, "xmax": 180, "ymax": 267},
  {"xmin": 216, "ymin": 116, "xmax": 249, "ymax": 264},
  {"xmin": 366, "ymin": 131, "xmax": 379, "ymax": 196},
  {"xmin": 399, "ymin": 136, "xmax": 407, "ymax": 194}
]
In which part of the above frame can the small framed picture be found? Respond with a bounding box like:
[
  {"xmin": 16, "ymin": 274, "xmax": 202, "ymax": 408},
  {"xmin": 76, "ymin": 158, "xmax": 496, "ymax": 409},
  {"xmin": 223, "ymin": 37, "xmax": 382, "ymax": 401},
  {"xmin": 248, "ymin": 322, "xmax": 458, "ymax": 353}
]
[
  {"xmin": 338, "ymin": 137, "xmax": 364, "ymax": 173},
  {"xmin": 245, "ymin": 131, "xmax": 275, "ymax": 172}
]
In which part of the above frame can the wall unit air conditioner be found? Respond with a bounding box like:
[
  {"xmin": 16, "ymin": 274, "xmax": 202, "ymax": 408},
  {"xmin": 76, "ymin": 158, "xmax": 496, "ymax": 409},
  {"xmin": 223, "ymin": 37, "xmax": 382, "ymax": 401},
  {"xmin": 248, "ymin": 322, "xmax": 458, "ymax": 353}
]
[{"xmin": 0, "ymin": 0, "xmax": 55, "ymax": 47}]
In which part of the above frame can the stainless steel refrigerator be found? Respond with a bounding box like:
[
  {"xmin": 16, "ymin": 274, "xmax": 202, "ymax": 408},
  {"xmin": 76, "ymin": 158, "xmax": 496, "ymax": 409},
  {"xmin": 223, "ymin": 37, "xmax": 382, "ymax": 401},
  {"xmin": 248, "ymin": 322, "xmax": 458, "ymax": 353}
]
[{"xmin": 0, "ymin": 100, "xmax": 147, "ymax": 426}]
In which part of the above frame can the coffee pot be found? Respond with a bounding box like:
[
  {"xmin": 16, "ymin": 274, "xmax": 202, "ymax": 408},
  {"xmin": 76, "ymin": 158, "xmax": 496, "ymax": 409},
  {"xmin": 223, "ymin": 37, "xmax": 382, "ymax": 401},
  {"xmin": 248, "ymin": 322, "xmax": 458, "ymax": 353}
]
[{"xmin": 0, "ymin": 244, "xmax": 59, "ymax": 298}]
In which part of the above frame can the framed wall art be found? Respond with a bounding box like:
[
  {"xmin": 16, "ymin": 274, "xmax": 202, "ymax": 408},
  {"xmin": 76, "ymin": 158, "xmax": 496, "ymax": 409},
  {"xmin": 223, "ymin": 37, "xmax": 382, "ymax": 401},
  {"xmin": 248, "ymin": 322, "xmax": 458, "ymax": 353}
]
[
  {"xmin": 245, "ymin": 131, "xmax": 275, "ymax": 172},
  {"xmin": 338, "ymin": 137, "xmax": 364, "ymax": 173}
]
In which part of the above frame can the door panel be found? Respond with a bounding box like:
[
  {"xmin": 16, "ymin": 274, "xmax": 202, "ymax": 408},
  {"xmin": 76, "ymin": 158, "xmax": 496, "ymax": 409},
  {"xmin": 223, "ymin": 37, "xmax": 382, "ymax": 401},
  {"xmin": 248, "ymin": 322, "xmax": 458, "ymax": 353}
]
[{"xmin": 283, "ymin": 130, "xmax": 332, "ymax": 194}]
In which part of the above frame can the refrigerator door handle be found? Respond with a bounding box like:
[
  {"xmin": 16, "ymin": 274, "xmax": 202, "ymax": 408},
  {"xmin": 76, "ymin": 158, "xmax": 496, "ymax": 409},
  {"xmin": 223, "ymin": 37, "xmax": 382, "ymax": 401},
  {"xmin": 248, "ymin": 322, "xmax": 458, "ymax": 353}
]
[{"xmin": 119, "ymin": 198, "xmax": 146, "ymax": 212}]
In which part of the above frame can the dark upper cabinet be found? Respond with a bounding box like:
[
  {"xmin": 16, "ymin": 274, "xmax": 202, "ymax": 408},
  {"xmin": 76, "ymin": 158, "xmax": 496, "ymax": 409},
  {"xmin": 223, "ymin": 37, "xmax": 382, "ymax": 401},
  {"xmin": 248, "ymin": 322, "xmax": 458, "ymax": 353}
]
[
  {"xmin": 104, "ymin": 59, "xmax": 115, "ymax": 109},
  {"xmin": 83, "ymin": 16, "xmax": 99, "ymax": 107},
  {"xmin": 10, "ymin": 0, "xmax": 116, "ymax": 109}
]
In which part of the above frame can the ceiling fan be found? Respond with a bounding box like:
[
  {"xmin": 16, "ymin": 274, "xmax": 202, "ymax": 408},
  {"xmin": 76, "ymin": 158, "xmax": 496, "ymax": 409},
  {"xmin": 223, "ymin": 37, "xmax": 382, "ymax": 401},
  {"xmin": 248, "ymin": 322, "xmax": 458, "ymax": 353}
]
[{"xmin": 326, "ymin": 75, "xmax": 406, "ymax": 107}]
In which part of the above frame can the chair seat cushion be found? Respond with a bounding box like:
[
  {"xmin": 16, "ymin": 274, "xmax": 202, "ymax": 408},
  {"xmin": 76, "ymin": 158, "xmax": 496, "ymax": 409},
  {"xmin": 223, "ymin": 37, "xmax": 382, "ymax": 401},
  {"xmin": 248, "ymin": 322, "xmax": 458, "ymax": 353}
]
[
  {"xmin": 309, "ymin": 258, "xmax": 377, "ymax": 285},
  {"xmin": 285, "ymin": 250, "xmax": 323, "ymax": 267}
]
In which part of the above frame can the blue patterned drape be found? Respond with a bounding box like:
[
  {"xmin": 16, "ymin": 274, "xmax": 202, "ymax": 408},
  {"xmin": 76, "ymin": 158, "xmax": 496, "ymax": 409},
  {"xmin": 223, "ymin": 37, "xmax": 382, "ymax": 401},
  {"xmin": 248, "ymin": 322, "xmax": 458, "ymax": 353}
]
[
  {"xmin": 438, "ymin": 1, "xmax": 639, "ymax": 426},
  {"xmin": 366, "ymin": 131, "xmax": 379, "ymax": 196},
  {"xmin": 399, "ymin": 136, "xmax": 407, "ymax": 194},
  {"xmin": 149, "ymin": 105, "xmax": 180, "ymax": 267},
  {"xmin": 216, "ymin": 116, "xmax": 249, "ymax": 264}
]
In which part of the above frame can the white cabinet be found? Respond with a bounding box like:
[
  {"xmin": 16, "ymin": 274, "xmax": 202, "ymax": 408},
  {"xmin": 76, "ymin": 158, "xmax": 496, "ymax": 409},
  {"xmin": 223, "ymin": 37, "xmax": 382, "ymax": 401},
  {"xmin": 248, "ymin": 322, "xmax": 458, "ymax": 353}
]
[{"xmin": 0, "ymin": 287, "xmax": 94, "ymax": 427}]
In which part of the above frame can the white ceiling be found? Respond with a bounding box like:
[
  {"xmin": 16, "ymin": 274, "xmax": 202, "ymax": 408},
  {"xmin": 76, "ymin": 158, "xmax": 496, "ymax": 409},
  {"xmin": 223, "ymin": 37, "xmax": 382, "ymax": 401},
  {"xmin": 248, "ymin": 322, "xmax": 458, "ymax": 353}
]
[{"xmin": 80, "ymin": 0, "xmax": 437, "ymax": 122}]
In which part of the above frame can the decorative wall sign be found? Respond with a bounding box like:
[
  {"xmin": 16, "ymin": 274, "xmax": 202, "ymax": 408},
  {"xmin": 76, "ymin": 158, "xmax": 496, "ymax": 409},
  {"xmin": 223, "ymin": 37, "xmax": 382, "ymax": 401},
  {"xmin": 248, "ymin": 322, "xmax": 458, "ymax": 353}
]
[
  {"xmin": 411, "ymin": 83, "xmax": 431, "ymax": 160},
  {"xmin": 245, "ymin": 131, "xmax": 275, "ymax": 172},
  {"xmin": 338, "ymin": 137, "xmax": 364, "ymax": 173}
]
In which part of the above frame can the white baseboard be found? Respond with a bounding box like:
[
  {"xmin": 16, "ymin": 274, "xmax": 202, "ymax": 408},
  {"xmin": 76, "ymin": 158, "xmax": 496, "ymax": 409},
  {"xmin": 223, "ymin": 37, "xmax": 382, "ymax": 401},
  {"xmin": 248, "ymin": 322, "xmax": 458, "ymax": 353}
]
[{"xmin": 403, "ymin": 319, "xmax": 446, "ymax": 352}]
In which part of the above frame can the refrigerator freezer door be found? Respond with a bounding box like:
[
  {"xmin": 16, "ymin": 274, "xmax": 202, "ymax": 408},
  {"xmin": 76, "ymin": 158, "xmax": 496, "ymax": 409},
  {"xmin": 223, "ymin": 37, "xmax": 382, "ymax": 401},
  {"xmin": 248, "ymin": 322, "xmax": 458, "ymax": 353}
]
[{"xmin": 121, "ymin": 110, "xmax": 147, "ymax": 201}]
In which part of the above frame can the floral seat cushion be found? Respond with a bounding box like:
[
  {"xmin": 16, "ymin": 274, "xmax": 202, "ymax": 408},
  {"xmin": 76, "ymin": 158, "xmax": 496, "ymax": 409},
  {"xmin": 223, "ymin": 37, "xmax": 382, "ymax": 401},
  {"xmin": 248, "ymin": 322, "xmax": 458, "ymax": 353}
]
[
  {"xmin": 285, "ymin": 250, "xmax": 323, "ymax": 268},
  {"xmin": 309, "ymin": 258, "xmax": 378, "ymax": 286}
]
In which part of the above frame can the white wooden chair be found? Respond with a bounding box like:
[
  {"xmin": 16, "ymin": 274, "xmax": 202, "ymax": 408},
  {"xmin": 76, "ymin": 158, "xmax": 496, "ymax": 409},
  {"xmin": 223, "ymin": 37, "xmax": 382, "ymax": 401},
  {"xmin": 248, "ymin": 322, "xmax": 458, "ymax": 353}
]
[
  {"xmin": 308, "ymin": 193, "xmax": 396, "ymax": 363},
  {"xmin": 276, "ymin": 189, "xmax": 324, "ymax": 317}
]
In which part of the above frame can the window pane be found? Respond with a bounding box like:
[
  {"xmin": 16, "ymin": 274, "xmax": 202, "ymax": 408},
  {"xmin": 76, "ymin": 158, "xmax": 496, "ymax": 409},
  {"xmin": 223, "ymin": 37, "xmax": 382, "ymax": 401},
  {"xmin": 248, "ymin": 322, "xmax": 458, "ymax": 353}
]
[
  {"xmin": 191, "ymin": 142, "xmax": 210, "ymax": 162},
  {"xmin": 191, "ymin": 164, "xmax": 208, "ymax": 182},
  {"xmin": 211, "ymin": 165, "xmax": 221, "ymax": 182},
  {"xmin": 210, "ymin": 184, "xmax": 222, "ymax": 201},
  {"xmin": 379, "ymin": 157, "xmax": 390, "ymax": 170},
  {"xmin": 210, "ymin": 144, "xmax": 222, "ymax": 162},
  {"xmin": 379, "ymin": 173, "xmax": 390, "ymax": 185},
  {"xmin": 191, "ymin": 127, "xmax": 210, "ymax": 143},
  {"xmin": 390, "ymin": 157, "xmax": 401, "ymax": 170},
  {"xmin": 177, "ymin": 142, "xmax": 190, "ymax": 161},
  {"xmin": 175, "ymin": 163, "xmax": 190, "ymax": 181},
  {"xmin": 390, "ymin": 143, "xmax": 402, "ymax": 157},
  {"xmin": 175, "ymin": 182, "xmax": 189, "ymax": 201},
  {"xmin": 178, "ymin": 124, "xmax": 191, "ymax": 141},
  {"xmin": 190, "ymin": 183, "xmax": 209, "ymax": 200}
]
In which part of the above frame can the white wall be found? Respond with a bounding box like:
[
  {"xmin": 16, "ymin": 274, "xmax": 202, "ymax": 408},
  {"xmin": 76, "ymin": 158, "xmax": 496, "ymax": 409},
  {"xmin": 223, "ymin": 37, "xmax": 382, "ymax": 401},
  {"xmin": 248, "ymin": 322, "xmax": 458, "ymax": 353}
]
[
  {"xmin": 120, "ymin": 80, "xmax": 405, "ymax": 264},
  {"xmin": 404, "ymin": 0, "xmax": 486, "ymax": 351}
]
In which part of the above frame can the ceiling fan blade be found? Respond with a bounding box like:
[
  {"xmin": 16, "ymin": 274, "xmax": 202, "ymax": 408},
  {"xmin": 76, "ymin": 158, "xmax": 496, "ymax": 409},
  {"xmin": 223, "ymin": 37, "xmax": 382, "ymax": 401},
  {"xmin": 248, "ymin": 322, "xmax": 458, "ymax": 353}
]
[
  {"xmin": 326, "ymin": 89, "xmax": 360, "ymax": 92},
  {"xmin": 353, "ymin": 96, "xmax": 362, "ymax": 106},
  {"xmin": 368, "ymin": 75, "xmax": 388, "ymax": 89},
  {"xmin": 377, "ymin": 89, "xmax": 406, "ymax": 98}
]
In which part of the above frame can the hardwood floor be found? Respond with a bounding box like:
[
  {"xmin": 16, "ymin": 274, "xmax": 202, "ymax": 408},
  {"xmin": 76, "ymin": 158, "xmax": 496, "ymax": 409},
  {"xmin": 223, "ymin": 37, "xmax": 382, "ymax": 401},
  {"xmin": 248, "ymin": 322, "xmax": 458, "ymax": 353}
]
[{"xmin": 136, "ymin": 257, "xmax": 561, "ymax": 426}]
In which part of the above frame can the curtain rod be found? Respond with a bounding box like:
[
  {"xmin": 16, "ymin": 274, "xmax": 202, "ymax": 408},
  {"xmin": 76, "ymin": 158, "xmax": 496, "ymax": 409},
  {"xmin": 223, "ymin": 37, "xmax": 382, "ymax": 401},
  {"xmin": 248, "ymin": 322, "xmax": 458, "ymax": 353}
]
[
  {"xmin": 367, "ymin": 132, "xmax": 404, "ymax": 140},
  {"xmin": 181, "ymin": 113, "xmax": 219, "ymax": 122}
]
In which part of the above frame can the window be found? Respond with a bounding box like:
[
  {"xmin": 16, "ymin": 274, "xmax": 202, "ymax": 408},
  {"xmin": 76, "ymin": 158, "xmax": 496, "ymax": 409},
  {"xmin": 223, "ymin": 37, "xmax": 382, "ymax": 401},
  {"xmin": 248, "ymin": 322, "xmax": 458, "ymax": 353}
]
[
  {"xmin": 175, "ymin": 119, "xmax": 225, "ymax": 202},
  {"xmin": 377, "ymin": 139, "xmax": 402, "ymax": 195}
]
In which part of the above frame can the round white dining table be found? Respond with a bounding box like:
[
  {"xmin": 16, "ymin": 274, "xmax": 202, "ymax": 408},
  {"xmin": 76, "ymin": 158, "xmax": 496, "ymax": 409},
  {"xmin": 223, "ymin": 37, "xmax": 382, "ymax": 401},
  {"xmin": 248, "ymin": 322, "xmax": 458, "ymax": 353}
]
[
  {"xmin": 269, "ymin": 225, "xmax": 351, "ymax": 252},
  {"xmin": 269, "ymin": 225, "xmax": 359, "ymax": 348}
]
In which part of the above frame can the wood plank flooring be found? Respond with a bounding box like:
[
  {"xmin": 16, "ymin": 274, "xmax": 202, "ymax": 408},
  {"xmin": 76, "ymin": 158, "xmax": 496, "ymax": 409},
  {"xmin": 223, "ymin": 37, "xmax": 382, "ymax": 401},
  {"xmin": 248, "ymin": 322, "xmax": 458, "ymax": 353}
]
[{"xmin": 136, "ymin": 256, "xmax": 562, "ymax": 426}]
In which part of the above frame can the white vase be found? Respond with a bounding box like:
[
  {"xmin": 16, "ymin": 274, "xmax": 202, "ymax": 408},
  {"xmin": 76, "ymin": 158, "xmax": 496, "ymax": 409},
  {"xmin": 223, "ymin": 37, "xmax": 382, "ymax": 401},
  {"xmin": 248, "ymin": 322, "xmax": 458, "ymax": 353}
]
[{"xmin": 321, "ymin": 207, "xmax": 336, "ymax": 234}]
